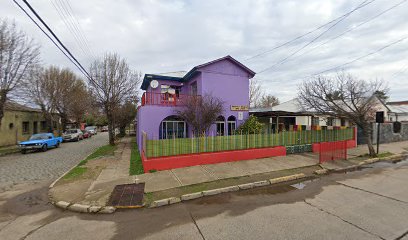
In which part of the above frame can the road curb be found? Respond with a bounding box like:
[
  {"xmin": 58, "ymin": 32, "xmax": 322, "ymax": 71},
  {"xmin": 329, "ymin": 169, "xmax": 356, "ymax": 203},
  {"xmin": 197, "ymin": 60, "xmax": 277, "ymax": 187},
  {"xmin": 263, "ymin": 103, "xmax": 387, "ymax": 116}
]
[
  {"xmin": 328, "ymin": 153, "xmax": 407, "ymax": 173},
  {"xmin": 48, "ymin": 149, "xmax": 117, "ymax": 214},
  {"xmin": 149, "ymin": 173, "xmax": 309, "ymax": 208}
]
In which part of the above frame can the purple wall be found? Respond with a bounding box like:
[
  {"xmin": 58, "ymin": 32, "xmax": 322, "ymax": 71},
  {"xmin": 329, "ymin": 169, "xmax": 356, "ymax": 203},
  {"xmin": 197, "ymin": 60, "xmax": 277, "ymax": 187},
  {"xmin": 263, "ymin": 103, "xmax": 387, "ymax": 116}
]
[{"xmin": 137, "ymin": 57, "xmax": 253, "ymax": 151}]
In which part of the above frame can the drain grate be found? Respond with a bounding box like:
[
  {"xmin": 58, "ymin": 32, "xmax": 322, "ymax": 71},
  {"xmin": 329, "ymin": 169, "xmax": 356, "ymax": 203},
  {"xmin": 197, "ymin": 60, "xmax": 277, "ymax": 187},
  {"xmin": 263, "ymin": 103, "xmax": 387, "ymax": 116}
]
[{"xmin": 108, "ymin": 183, "xmax": 145, "ymax": 208}]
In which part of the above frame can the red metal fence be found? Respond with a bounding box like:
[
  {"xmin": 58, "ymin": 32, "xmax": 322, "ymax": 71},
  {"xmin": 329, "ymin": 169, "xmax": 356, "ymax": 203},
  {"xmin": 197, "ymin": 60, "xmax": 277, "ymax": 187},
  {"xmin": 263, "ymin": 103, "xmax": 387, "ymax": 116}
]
[
  {"xmin": 141, "ymin": 92, "xmax": 193, "ymax": 106},
  {"xmin": 319, "ymin": 140, "xmax": 347, "ymax": 164}
]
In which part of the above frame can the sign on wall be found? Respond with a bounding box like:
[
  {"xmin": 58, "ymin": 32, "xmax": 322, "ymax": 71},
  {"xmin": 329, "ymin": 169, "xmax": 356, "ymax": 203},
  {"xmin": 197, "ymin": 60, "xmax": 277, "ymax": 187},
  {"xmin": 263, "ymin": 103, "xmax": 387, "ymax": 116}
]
[
  {"xmin": 231, "ymin": 105, "xmax": 249, "ymax": 111},
  {"xmin": 238, "ymin": 112, "xmax": 244, "ymax": 120}
]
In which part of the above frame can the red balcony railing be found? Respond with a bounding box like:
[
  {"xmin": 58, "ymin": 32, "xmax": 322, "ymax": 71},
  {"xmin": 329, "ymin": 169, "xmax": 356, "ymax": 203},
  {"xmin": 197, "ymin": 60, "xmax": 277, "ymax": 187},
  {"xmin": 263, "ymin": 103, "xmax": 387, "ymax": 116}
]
[{"xmin": 141, "ymin": 92, "xmax": 196, "ymax": 107}]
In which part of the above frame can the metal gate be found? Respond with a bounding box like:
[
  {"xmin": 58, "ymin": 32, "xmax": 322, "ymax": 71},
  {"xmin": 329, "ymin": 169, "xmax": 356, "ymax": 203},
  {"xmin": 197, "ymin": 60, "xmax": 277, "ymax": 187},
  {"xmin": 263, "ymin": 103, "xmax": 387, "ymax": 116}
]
[{"xmin": 319, "ymin": 141, "xmax": 347, "ymax": 164}]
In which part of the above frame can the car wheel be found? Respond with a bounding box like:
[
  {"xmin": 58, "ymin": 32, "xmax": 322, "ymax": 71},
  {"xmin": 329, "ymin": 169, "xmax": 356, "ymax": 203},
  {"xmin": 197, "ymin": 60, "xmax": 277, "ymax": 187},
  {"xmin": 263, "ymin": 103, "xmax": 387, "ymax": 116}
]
[
  {"xmin": 56, "ymin": 142, "xmax": 60, "ymax": 148},
  {"xmin": 75, "ymin": 137, "xmax": 79, "ymax": 142},
  {"xmin": 21, "ymin": 149, "xmax": 26, "ymax": 154},
  {"xmin": 42, "ymin": 144, "xmax": 48, "ymax": 152}
]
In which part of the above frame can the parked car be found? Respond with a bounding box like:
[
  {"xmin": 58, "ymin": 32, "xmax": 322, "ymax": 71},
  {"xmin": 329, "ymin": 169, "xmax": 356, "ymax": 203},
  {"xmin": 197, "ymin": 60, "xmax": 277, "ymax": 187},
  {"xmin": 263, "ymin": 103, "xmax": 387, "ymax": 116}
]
[
  {"xmin": 82, "ymin": 130, "xmax": 92, "ymax": 139},
  {"xmin": 62, "ymin": 129, "xmax": 84, "ymax": 142},
  {"xmin": 101, "ymin": 126, "xmax": 109, "ymax": 132},
  {"xmin": 18, "ymin": 133, "xmax": 63, "ymax": 154},
  {"xmin": 85, "ymin": 126, "xmax": 97, "ymax": 135}
]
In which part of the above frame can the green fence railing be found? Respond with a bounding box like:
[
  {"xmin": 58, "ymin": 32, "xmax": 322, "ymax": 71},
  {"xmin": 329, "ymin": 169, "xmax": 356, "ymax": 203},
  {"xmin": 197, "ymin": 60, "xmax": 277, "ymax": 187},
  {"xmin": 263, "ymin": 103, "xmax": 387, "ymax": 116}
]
[{"xmin": 145, "ymin": 128, "xmax": 354, "ymax": 158}]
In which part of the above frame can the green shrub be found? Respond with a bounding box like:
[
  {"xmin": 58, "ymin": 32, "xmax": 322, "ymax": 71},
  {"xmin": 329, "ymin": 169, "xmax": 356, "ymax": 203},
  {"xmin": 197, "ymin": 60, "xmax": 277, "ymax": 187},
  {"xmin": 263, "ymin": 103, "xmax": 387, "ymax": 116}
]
[{"xmin": 236, "ymin": 115, "xmax": 265, "ymax": 134}]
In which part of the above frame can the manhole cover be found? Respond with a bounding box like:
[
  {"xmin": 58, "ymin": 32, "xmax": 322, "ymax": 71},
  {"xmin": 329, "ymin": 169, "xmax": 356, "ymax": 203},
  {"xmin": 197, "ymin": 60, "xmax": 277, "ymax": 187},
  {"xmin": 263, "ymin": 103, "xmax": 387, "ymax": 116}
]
[{"xmin": 108, "ymin": 183, "xmax": 145, "ymax": 208}]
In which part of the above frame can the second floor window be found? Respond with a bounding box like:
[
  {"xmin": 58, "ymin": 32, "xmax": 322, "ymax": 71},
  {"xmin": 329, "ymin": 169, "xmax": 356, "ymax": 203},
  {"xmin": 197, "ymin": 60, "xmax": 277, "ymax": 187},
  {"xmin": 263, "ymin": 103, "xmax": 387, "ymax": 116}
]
[{"xmin": 191, "ymin": 82, "xmax": 197, "ymax": 96}]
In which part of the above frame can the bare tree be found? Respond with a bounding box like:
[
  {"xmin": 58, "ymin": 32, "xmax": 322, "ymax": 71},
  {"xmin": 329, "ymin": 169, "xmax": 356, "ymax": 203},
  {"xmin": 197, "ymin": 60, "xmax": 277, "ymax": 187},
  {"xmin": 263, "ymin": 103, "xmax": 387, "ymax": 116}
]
[
  {"xmin": 0, "ymin": 19, "xmax": 40, "ymax": 126},
  {"xmin": 115, "ymin": 99, "xmax": 138, "ymax": 136},
  {"xmin": 89, "ymin": 53, "xmax": 141, "ymax": 145},
  {"xmin": 66, "ymin": 80, "xmax": 90, "ymax": 127},
  {"xmin": 259, "ymin": 94, "xmax": 279, "ymax": 108},
  {"xmin": 249, "ymin": 78, "xmax": 263, "ymax": 107},
  {"xmin": 176, "ymin": 94, "xmax": 224, "ymax": 136},
  {"xmin": 55, "ymin": 68, "xmax": 89, "ymax": 130},
  {"xmin": 298, "ymin": 72, "xmax": 387, "ymax": 157},
  {"xmin": 26, "ymin": 66, "xmax": 59, "ymax": 133}
]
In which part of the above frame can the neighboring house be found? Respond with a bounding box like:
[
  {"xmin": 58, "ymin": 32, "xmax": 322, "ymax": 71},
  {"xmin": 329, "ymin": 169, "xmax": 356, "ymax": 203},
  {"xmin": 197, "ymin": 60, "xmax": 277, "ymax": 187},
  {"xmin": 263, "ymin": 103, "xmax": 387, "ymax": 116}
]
[
  {"xmin": 137, "ymin": 55, "xmax": 256, "ymax": 151},
  {"xmin": 387, "ymin": 101, "xmax": 408, "ymax": 122},
  {"xmin": 0, "ymin": 101, "xmax": 60, "ymax": 147},
  {"xmin": 250, "ymin": 98, "xmax": 350, "ymax": 131}
]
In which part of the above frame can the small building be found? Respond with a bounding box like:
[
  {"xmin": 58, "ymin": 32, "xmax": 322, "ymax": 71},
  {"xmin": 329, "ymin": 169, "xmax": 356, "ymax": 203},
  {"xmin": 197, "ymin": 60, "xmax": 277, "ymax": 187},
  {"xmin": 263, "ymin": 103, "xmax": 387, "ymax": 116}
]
[
  {"xmin": 137, "ymin": 55, "xmax": 256, "ymax": 151},
  {"xmin": 387, "ymin": 101, "xmax": 408, "ymax": 122},
  {"xmin": 250, "ymin": 98, "xmax": 350, "ymax": 131},
  {"xmin": 0, "ymin": 101, "xmax": 60, "ymax": 147}
]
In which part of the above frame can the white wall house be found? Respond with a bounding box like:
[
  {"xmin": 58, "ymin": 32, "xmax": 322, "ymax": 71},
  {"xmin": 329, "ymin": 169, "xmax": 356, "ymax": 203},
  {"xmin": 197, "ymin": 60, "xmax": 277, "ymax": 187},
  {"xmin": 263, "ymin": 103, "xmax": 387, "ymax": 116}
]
[{"xmin": 250, "ymin": 98, "xmax": 350, "ymax": 130}]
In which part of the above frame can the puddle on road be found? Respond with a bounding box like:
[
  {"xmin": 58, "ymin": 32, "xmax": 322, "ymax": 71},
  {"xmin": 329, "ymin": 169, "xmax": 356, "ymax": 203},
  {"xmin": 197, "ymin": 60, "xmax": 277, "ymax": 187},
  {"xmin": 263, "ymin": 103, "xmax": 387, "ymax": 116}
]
[{"xmin": 291, "ymin": 182, "xmax": 306, "ymax": 190}]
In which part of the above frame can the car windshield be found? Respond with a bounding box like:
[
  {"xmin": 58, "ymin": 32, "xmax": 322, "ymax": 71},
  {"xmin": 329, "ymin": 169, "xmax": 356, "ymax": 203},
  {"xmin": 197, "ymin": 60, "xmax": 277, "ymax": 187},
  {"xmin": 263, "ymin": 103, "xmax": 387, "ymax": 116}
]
[
  {"xmin": 85, "ymin": 127, "xmax": 94, "ymax": 130},
  {"xmin": 29, "ymin": 134, "xmax": 49, "ymax": 140},
  {"xmin": 65, "ymin": 130, "xmax": 77, "ymax": 134}
]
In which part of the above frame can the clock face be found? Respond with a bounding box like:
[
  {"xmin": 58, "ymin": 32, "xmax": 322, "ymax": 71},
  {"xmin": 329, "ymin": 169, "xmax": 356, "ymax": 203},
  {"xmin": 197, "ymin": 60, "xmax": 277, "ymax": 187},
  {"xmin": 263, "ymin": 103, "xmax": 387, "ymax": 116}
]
[{"xmin": 150, "ymin": 80, "xmax": 159, "ymax": 89}]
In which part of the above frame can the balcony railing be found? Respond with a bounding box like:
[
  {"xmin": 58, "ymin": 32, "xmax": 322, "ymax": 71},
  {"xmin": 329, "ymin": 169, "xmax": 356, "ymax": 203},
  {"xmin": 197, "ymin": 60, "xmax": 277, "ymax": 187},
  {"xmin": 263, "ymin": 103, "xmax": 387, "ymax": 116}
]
[{"xmin": 141, "ymin": 92, "xmax": 197, "ymax": 107}]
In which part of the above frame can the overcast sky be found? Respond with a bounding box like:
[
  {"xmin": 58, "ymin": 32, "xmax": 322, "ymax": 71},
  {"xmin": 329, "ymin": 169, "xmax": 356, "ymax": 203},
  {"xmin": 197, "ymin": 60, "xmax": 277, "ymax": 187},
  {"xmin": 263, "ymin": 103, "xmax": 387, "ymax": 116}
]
[{"xmin": 3, "ymin": 0, "xmax": 408, "ymax": 102}]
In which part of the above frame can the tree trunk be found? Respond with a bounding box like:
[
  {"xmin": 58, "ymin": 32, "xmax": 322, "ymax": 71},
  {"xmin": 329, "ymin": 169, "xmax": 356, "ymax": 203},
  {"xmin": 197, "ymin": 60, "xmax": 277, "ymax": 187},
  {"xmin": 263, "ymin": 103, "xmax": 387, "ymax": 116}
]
[
  {"xmin": 0, "ymin": 90, "xmax": 8, "ymax": 127},
  {"xmin": 119, "ymin": 126, "xmax": 126, "ymax": 136},
  {"xmin": 362, "ymin": 123, "xmax": 376, "ymax": 157},
  {"xmin": 60, "ymin": 113, "xmax": 68, "ymax": 132},
  {"xmin": 106, "ymin": 111, "xmax": 115, "ymax": 145}
]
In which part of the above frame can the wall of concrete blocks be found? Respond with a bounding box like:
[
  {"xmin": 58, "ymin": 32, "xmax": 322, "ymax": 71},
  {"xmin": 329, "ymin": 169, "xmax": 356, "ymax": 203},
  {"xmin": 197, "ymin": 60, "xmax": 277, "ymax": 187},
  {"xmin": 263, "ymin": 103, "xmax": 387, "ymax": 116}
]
[{"xmin": 368, "ymin": 122, "xmax": 408, "ymax": 144}]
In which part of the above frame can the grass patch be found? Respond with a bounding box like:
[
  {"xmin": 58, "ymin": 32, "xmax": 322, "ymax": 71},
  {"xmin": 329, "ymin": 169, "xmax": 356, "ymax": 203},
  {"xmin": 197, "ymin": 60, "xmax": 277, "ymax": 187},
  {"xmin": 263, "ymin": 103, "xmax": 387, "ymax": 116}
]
[
  {"xmin": 350, "ymin": 151, "xmax": 394, "ymax": 163},
  {"xmin": 377, "ymin": 152, "xmax": 394, "ymax": 158},
  {"xmin": 61, "ymin": 144, "xmax": 117, "ymax": 181},
  {"xmin": 63, "ymin": 166, "xmax": 87, "ymax": 180},
  {"xmin": 130, "ymin": 139, "xmax": 144, "ymax": 175},
  {"xmin": 85, "ymin": 144, "xmax": 117, "ymax": 161}
]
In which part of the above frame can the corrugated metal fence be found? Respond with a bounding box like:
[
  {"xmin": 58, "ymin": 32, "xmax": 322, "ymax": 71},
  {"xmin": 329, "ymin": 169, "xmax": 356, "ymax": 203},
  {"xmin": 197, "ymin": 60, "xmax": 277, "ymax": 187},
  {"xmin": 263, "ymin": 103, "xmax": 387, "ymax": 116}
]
[{"xmin": 144, "ymin": 128, "xmax": 354, "ymax": 158}]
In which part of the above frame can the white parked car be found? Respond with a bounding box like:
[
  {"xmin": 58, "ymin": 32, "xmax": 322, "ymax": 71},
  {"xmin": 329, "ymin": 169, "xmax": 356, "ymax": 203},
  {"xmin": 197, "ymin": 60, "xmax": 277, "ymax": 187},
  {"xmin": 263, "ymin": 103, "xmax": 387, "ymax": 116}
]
[
  {"xmin": 62, "ymin": 129, "xmax": 84, "ymax": 142},
  {"xmin": 85, "ymin": 126, "xmax": 97, "ymax": 135}
]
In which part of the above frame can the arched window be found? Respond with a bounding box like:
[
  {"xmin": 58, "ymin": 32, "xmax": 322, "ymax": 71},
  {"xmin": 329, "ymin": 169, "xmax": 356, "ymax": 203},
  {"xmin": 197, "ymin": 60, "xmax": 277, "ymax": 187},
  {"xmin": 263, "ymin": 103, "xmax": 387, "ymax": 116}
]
[
  {"xmin": 227, "ymin": 116, "xmax": 236, "ymax": 135},
  {"xmin": 159, "ymin": 115, "xmax": 186, "ymax": 139},
  {"xmin": 216, "ymin": 116, "xmax": 225, "ymax": 136}
]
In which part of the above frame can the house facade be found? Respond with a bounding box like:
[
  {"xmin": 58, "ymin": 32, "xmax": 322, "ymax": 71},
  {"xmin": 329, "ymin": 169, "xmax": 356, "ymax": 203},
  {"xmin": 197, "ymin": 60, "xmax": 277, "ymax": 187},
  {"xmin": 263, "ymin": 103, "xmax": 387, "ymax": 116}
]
[
  {"xmin": 137, "ymin": 56, "xmax": 256, "ymax": 151},
  {"xmin": 387, "ymin": 101, "xmax": 408, "ymax": 122},
  {"xmin": 250, "ymin": 98, "xmax": 351, "ymax": 132},
  {"xmin": 0, "ymin": 101, "xmax": 60, "ymax": 147}
]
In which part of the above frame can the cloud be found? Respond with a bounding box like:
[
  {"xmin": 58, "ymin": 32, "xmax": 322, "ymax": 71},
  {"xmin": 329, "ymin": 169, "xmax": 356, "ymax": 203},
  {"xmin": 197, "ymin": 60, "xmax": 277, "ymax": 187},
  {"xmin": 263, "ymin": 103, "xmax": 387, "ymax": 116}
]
[{"xmin": 3, "ymin": 0, "xmax": 408, "ymax": 101}]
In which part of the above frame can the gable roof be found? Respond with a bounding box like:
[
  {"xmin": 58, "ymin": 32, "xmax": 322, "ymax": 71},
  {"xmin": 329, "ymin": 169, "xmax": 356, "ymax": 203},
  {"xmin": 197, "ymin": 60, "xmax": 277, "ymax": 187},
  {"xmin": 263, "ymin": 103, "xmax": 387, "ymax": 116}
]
[
  {"xmin": 387, "ymin": 100, "xmax": 408, "ymax": 105},
  {"xmin": 192, "ymin": 55, "xmax": 256, "ymax": 77},
  {"xmin": 4, "ymin": 101, "xmax": 42, "ymax": 113},
  {"xmin": 141, "ymin": 55, "xmax": 256, "ymax": 90}
]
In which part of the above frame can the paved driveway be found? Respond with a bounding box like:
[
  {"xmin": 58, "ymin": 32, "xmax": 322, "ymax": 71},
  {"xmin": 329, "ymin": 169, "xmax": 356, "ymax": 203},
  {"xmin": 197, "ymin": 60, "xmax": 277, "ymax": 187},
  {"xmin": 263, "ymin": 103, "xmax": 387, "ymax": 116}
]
[{"xmin": 0, "ymin": 133, "xmax": 108, "ymax": 190}]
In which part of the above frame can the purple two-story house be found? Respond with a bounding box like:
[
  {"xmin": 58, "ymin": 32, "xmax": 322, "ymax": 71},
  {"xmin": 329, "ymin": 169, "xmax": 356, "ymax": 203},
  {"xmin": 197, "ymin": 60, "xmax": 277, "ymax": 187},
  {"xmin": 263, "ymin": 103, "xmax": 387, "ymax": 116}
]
[{"xmin": 137, "ymin": 55, "xmax": 256, "ymax": 151}]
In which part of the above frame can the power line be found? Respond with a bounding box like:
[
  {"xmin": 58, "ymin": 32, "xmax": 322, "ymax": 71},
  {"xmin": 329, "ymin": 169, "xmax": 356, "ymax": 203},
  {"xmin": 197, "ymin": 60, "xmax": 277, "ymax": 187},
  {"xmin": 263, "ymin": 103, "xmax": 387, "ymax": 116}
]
[
  {"xmin": 271, "ymin": 0, "xmax": 407, "ymax": 68},
  {"xmin": 20, "ymin": 0, "xmax": 92, "ymax": 81},
  {"xmin": 13, "ymin": 0, "xmax": 88, "ymax": 78},
  {"xmin": 58, "ymin": 0, "xmax": 96, "ymax": 58},
  {"xmin": 244, "ymin": 0, "xmax": 375, "ymax": 62},
  {"xmin": 50, "ymin": 0, "xmax": 91, "ymax": 60},
  {"xmin": 313, "ymin": 35, "xmax": 408, "ymax": 75},
  {"xmin": 391, "ymin": 63, "xmax": 408, "ymax": 77},
  {"xmin": 257, "ymin": 0, "xmax": 376, "ymax": 74}
]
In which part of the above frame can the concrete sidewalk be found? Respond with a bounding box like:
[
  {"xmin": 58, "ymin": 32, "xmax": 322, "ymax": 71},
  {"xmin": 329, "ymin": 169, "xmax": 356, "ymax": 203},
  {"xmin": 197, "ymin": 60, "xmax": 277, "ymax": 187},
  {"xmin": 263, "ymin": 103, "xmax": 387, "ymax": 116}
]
[
  {"xmin": 138, "ymin": 141, "xmax": 408, "ymax": 192},
  {"xmin": 50, "ymin": 139, "xmax": 408, "ymax": 211},
  {"xmin": 137, "ymin": 153, "xmax": 318, "ymax": 192}
]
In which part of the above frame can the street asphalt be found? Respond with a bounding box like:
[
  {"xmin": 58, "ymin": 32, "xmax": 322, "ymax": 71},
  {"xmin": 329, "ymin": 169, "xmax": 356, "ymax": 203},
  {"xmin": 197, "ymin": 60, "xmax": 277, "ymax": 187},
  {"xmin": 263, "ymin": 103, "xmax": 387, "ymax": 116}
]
[
  {"xmin": 0, "ymin": 152, "xmax": 407, "ymax": 239},
  {"xmin": 0, "ymin": 132, "xmax": 109, "ymax": 191}
]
